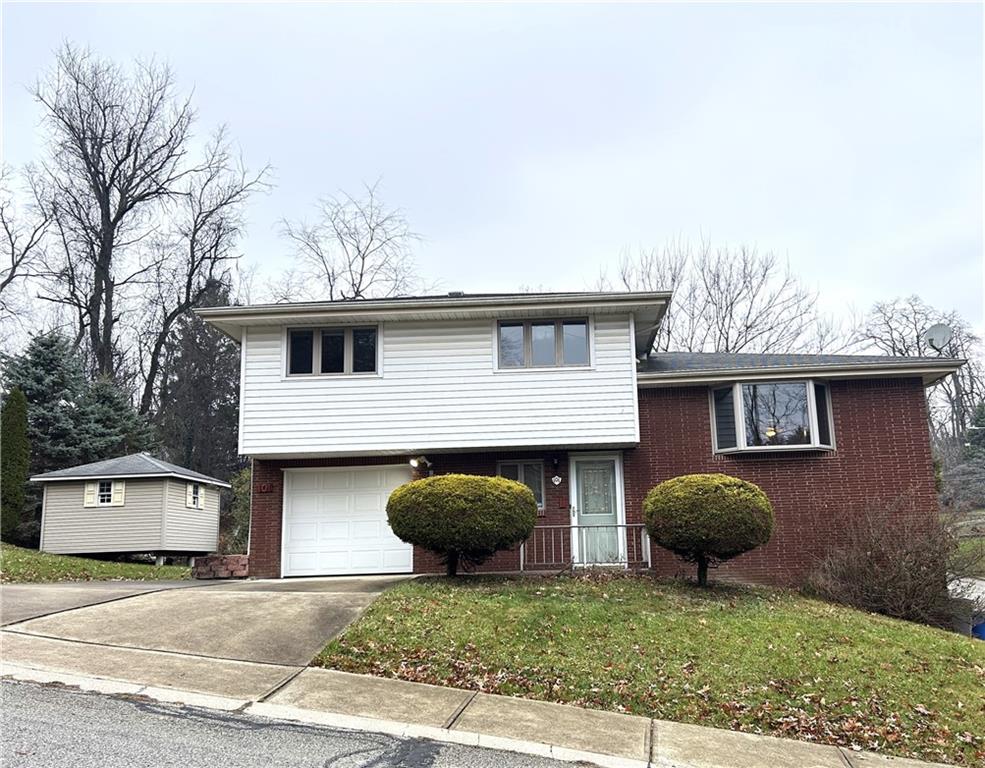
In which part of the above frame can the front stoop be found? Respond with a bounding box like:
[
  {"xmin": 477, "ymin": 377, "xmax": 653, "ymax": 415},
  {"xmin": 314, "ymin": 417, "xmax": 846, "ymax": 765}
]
[{"xmin": 1, "ymin": 662, "xmax": 954, "ymax": 768}]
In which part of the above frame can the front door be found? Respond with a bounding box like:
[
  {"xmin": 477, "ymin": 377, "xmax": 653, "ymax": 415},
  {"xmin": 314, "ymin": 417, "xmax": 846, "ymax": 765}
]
[{"xmin": 570, "ymin": 456, "xmax": 625, "ymax": 564}]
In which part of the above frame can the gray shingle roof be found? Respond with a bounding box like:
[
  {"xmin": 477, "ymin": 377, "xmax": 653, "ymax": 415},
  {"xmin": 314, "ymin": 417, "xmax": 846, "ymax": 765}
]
[
  {"xmin": 31, "ymin": 453, "xmax": 230, "ymax": 487},
  {"xmin": 640, "ymin": 352, "xmax": 963, "ymax": 375}
]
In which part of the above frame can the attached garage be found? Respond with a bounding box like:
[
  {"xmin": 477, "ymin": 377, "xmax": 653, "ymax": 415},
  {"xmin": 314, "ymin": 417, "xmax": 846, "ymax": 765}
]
[{"xmin": 281, "ymin": 465, "xmax": 414, "ymax": 577}]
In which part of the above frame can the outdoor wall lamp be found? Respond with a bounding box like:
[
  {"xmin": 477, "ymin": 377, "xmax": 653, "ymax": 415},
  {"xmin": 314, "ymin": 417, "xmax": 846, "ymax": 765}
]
[{"xmin": 409, "ymin": 456, "xmax": 432, "ymax": 469}]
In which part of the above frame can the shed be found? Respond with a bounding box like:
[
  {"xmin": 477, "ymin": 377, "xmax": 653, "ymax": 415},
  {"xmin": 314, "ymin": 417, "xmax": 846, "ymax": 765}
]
[{"xmin": 30, "ymin": 453, "xmax": 230, "ymax": 559}]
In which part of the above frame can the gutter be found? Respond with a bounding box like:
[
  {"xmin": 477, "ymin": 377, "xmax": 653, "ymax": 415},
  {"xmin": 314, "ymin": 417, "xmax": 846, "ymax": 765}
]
[
  {"xmin": 29, "ymin": 472, "xmax": 232, "ymax": 489},
  {"xmin": 636, "ymin": 359, "xmax": 965, "ymax": 388}
]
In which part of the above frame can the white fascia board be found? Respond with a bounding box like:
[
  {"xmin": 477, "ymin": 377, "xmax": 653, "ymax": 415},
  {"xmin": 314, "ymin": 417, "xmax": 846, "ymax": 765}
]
[
  {"xmin": 196, "ymin": 293, "xmax": 672, "ymax": 341},
  {"xmin": 636, "ymin": 363, "xmax": 964, "ymax": 388},
  {"xmin": 29, "ymin": 472, "xmax": 231, "ymax": 489}
]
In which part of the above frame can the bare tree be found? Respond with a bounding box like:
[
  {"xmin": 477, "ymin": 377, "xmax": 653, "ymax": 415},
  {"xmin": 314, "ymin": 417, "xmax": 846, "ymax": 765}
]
[
  {"xmin": 31, "ymin": 43, "xmax": 199, "ymax": 378},
  {"xmin": 853, "ymin": 295, "xmax": 984, "ymax": 454},
  {"xmin": 282, "ymin": 181, "xmax": 422, "ymax": 301},
  {"xmin": 0, "ymin": 169, "xmax": 50, "ymax": 322},
  {"xmin": 607, "ymin": 240, "xmax": 846, "ymax": 354},
  {"xmin": 136, "ymin": 135, "xmax": 270, "ymax": 414}
]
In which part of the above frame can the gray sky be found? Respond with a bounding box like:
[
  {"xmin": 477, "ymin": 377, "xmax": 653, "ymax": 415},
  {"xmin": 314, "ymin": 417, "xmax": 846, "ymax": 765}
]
[{"xmin": 2, "ymin": 2, "xmax": 982, "ymax": 326}]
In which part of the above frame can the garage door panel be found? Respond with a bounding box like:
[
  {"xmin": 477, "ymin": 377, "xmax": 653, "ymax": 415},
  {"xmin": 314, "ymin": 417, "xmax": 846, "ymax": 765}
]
[
  {"xmin": 321, "ymin": 473, "xmax": 352, "ymax": 491},
  {"xmin": 290, "ymin": 473, "xmax": 320, "ymax": 492},
  {"xmin": 319, "ymin": 521, "xmax": 349, "ymax": 540},
  {"xmin": 287, "ymin": 522, "xmax": 318, "ymax": 543},
  {"xmin": 283, "ymin": 466, "xmax": 413, "ymax": 577},
  {"xmin": 353, "ymin": 470, "xmax": 384, "ymax": 489},
  {"xmin": 353, "ymin": 493, "xmax": 384, "ymax": 513}
]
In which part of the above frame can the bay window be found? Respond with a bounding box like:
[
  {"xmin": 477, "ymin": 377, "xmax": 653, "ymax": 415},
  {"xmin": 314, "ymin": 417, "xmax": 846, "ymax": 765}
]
[{"xmin": 711, "ymin": 380, "xmax": 833, "ymax": 452}]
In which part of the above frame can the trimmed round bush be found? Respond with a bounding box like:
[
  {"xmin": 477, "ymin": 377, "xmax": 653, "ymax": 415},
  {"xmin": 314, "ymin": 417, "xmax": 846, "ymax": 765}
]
[
  {"xmin": 387, "ymin": 474, "xmax": 538, "ymax": 576},
  {"xmin": 642, "ymin": 473, "xmax": 774, "ymax": 586}
]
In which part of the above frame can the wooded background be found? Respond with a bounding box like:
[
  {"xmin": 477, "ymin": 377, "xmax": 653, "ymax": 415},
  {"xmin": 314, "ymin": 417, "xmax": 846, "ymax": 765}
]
[{"xmin": 2, "ymin": 45, "xmax": 982, "ymax": 550}]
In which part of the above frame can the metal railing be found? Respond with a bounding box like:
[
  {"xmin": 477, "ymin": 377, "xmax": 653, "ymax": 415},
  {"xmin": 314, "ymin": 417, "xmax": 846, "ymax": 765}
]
[{"xmin": 520, "ymin": 524, "xmax": 650, "ymax": 570}]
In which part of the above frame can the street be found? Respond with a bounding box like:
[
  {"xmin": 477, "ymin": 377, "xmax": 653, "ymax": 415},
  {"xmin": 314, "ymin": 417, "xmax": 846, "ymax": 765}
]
[{"xmin": 0, "ymin": 681, "xmax": 570, "ymax": 768}]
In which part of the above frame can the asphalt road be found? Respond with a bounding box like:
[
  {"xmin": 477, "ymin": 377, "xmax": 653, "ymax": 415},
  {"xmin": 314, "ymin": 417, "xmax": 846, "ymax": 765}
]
[{"xmin": 1, "ymin": 680, "xmax": 570, "ymax": 768}]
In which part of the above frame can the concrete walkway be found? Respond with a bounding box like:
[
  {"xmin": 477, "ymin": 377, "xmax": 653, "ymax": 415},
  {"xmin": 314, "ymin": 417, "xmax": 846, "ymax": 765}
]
[{"xmin": 1, "ymin": 661, "xmax": 951, "ymax": 768}]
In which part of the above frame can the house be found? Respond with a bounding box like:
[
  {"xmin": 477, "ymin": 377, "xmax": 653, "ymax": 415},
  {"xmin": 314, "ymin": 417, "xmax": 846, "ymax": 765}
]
[
  {"xmin": 30, "ymin": 453, "xmax": 229, "ymax": 562},
  {"xmin": 197, "ymin": 291, "xmax": 963, "ymax": 584}
]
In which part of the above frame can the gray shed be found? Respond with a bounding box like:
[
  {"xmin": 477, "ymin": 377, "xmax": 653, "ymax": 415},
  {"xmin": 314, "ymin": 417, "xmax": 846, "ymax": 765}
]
[{"xmin": 31, "ymin": 453, "xmax": 230, "ymax": 559}]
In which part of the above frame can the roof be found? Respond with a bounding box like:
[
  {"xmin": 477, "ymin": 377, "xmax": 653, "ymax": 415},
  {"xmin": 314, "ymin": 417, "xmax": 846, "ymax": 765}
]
[
  {"xmin": 195, "ymin": 290, "xmax": 672, "ymax": 355},
  {"xmin": 638, "ymin": 352, "xmax": 964, "ymax": 387},
  {"xmin": 30, "ymin": 453, "xmax": 231, "ymax": 488}
]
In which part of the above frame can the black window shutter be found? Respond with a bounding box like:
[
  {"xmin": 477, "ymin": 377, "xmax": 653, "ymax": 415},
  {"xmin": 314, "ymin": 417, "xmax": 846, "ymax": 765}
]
[
  {"xmin": 814, "ymin": 383, "xmax": 832, "ymax": 446},
  {"xmin": 713, "ymin": 387, "xmax": 737, "ymax": 449}
]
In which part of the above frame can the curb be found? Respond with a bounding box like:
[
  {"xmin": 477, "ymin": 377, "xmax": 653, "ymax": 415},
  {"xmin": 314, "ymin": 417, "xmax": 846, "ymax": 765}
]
[
  {"xmin": 1, "ymin": 662, "xmax": 250, "ymax": 712},
  {"xmin": 248, "ymin": 700, "xmax": 649, "ymax": 768},
  {"xmin": 2, "ymin": 663, "xmax": 646, "ymax": 768}
]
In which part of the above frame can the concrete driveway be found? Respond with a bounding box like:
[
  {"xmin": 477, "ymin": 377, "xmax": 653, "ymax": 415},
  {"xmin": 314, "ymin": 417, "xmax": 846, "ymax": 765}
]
[
  {"xmin": 0, "ymin": 581, "xmax": 202, "ymax": 626},
  {"xmin": 1, "ymin": 576, "xmax": 408, "ymax": 699}
]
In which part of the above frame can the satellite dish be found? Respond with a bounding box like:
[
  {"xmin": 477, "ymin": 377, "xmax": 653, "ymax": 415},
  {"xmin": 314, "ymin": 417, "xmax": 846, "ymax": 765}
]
[{"xmin": 923, "ymin": 323, "xmax": 953, "ymax": 354}]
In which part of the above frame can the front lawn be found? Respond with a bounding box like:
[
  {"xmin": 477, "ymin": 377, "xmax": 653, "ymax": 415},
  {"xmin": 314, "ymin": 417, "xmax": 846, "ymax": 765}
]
[
  {"xmin": 316, "ymin": 574, "xmax": 985, "ymax": 766},
  {"xmin": 0, "ymin": 543, "xmax": 191, "ymax": 583}
]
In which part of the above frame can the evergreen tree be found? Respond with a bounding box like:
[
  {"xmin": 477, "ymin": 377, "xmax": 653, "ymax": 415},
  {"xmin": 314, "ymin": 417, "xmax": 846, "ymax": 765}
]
[
  {"xmin": 156, "ymin": 282, "xmax": 241, "ymax": 481},
  {"xmin": 78, "ymin": 377, "xmax": 156, "ymax": 464},
  {"xmin": 1, "ymin": 333, "xmax": 87, "ymax": 475},
  {"xmin": 1, "ymin": 388, "xmax": 30, "ymax": 540}
]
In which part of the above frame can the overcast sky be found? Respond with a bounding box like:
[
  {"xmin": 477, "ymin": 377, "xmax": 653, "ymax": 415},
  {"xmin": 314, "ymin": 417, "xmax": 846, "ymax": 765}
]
[{"xmin": 2, "ymin": 2, "xmax": 982, "ymax": 327}]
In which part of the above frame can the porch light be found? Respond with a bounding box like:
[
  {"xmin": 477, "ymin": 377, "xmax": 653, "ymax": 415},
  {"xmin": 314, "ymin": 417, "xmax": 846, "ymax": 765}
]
[{"xmin": 409, "ymin": 456, "xmax": 432, "ymax": 469}]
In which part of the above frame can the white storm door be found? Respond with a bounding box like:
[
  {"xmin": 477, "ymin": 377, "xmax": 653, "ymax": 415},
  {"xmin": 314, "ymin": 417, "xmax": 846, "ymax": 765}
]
[
  {"xmin": 282, "ymin": 465, "xmax": 413, "ymax": 577},
  {"xmin": 569, "ymin": 456, "xmax": 626, "ymax": 565}
]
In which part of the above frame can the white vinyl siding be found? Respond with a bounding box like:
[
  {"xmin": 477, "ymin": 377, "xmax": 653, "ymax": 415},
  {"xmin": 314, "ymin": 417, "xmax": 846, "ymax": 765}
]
[
  {"xmin": 239, "ymin": 315, "xmax": 639, "ymax": 456},
  {"xmin": 163, "ymin": 479, "xmax": 220, "ymax": 551},
  {"xmin": 42, "ymin": 480, "xmax": 163, "ymax": 554}
]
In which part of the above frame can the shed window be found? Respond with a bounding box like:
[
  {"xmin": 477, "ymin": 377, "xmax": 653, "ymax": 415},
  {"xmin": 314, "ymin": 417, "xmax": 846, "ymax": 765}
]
[
  {"xmin": 85, "ymin": 479, "xmax": 124, "ymax": 507},
  {"xmin": 711, "ymin": 381, "xmax": 833, "ymax": 452},
  {"xmin": 288, "ymin": 327, "xmax": 378, "ymax": 376},
  {"xmin": 496, "ymin": 319, "xmax": 590, "ymax": 369},
  {"xmin": 498, "ymin": 460, "xmax": 545, "ymax": 512},
  {"xmin": 186, "ymin": 482, "xmax": 205, "ymax": 510}
]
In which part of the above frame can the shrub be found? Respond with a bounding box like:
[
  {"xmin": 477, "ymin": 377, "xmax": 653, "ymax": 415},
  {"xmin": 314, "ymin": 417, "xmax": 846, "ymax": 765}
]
[
  {"xmin": 387, "ymin": 474, "xmax": 537, "ymax": 576},
  {"xmin": 806, "ymin": 498, "xmax": 981, "ymax": 628},
  {"xmin": 642, "ymin": 473, "xmax": 774, "ymax": 586},
  {"xmin": 1, "ymin": 388, "xmax": 30, "ymax": 542}
]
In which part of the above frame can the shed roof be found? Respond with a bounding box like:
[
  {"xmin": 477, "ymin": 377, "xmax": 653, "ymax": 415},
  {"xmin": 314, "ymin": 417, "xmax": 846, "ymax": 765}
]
[{"xmin": 30, "ymin": 453, "xmax": 231, "ymax": 488}]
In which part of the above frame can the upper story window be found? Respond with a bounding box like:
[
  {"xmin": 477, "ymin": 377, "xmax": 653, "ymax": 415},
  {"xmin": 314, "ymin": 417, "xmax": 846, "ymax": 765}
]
[
  {"xmin": 287, "ymin": 327, "xmax": 378, "ymax": 376},
  {"xmin": 497, "ymin": 319, "xmax": 589, "ymax": 369},
  {"xmin": 711, "ymin": 380, "xmax": 833, "ymax": 453}
]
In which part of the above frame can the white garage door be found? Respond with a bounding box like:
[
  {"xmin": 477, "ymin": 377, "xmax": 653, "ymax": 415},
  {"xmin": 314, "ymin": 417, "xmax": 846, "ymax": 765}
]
[{"xmin": 282, "ymin": 466, "xmax": 414, "ymax": 577}]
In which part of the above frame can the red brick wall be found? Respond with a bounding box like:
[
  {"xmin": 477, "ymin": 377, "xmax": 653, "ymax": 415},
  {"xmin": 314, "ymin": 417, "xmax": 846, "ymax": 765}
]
[
  {"xmin": 624, "ymin": 378, "xmax": 938, "ymax": 585},
  {"xmin": 249, "ymin": 451, "xmax": 572, "ymax": 578},
  {"xmin": 249, "ymin": 378, "xmax": 937, "ymax": 585}
]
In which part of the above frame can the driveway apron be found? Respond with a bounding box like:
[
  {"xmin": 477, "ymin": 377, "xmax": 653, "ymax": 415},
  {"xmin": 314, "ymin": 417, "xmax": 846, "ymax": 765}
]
[{"xmin": 1, "ymin": 576, "xmax": 405, "ymax": 697}]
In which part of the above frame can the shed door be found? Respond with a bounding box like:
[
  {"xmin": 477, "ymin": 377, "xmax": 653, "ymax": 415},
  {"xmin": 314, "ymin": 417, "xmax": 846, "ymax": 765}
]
[{"xmin": 282, "ymin": 466, "xmax": 413, "ymax": 577}]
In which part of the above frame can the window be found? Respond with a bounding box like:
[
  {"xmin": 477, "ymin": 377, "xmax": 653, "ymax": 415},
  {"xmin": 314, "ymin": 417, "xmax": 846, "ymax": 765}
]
[
  {"xmin": 186, "ymin": 482, "xmax": 204, "ymax": 510},
  {"xmin": 97, "ymin": 480, "xmax": 113, "ymax": 505},
  {"xmin": 85, "ymin": 479, "xmax": 124, "ymax": 508},
  {"xmin": 288, "ymin": 327, "xmax": 378, "ymax": 376},
  {"xmin": 498, "ymin": 460, "xmax": 545, "ymax": 511},
  {"xmin": 711, "ymin": 380, "xmax": 834, "ymax": 452},
  {"xmin": 496, "ymin": 319, "xmax": 589, "ymax": 369}
]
